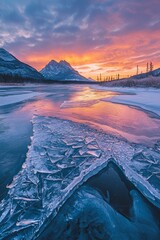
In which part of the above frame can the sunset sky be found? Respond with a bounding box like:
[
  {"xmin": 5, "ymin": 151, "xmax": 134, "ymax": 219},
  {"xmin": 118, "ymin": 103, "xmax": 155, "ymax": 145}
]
[{"xmin": 0, "ymin": 0, "xmax": 160, "ymax": 79}]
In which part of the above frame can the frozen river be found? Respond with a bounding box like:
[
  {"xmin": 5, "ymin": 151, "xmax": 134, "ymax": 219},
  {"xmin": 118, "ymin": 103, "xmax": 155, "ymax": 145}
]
[
  {"xmin": 0, "ymin": 84, "xmax": 160, "ymax": 199},
  {"xmin": 0, "ymin": 84, "xmax": 160, "ymax": 239}
]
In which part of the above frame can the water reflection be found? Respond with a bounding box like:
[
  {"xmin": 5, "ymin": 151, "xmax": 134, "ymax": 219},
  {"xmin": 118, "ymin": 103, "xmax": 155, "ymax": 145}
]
[
  {"xmin": 17, "ymin": 86, "xmax": 160, "ymax": 145},
  {"xmin": 70, "ymin": 87, "xmax": 119, "ymax": 101}
]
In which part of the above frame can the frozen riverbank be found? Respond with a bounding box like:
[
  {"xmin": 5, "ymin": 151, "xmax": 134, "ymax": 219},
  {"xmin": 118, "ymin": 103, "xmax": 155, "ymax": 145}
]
[{"xmin": 93, "ymin": 86, "xmax": 160, "ymax": 116}]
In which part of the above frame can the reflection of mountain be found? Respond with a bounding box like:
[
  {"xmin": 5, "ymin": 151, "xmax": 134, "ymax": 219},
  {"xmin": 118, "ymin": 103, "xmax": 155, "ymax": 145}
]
[
  {"xmin": 0, "ymin": 48, "xmax": 43, "ymax": 81},
  {"xmin": 40, "ymin": 60, "xmax": 90, "ymax": 82}
]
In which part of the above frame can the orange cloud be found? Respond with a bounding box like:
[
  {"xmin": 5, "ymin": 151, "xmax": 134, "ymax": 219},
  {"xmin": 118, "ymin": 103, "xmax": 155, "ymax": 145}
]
[
  {"xmin": 2, "ymin": 0, "xmax": 160, "ymax": 80},
  {"xmin": 21, "ymin": 28, "xmax": 160, "ymax": 80}
]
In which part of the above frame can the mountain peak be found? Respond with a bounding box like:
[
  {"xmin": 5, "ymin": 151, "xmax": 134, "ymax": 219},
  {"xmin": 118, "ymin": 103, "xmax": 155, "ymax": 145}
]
[
  {"xmin": 40, "ymin": 59, "xmax": 89, "ymax": 82},
  {"xmin": 48, "ymin": 59, "xmax": 58, "ymax": 65},
  {"xmin": 59, "ymin": 60, "xmax": 73, "ymax": 71},
  {"xmin": 44, "ymin": 59, "xmax": 73, "ymax": 70},
  {"xmin": 59, "ymin": 60, "xmax": 71, "ymax": 66}
]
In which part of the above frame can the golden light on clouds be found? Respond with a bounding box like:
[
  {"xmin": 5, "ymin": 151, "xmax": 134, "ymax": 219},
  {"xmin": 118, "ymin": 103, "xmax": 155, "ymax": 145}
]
[{"xmin": 2, "ymin": 0, "xmax": 160, "ymax": 80}]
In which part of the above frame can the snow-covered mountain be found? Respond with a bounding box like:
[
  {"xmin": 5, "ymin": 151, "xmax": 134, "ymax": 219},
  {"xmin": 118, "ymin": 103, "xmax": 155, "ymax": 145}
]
[
  {"xmin": 0, "ymin": 48, "xmax": 43, "ymax": 80},
  {"xmin": 40, "ymin": 60, "xmax": 90, "ymax": 82}
]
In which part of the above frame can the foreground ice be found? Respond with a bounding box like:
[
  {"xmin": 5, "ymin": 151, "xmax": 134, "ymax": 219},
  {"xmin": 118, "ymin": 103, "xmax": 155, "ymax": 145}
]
[
  {"xmin": 0, "ymin": 116, "xmax": 159, "ymax": 239},
  {"xmin": 38, "ymin": 186, "xmax": 160, "ymax": 240}
]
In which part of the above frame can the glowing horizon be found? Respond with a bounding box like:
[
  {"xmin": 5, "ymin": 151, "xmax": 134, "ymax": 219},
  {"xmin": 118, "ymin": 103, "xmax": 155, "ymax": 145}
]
[{"xmin": 0, "ymin": 0, "xmax": 160, "ymax": 80}]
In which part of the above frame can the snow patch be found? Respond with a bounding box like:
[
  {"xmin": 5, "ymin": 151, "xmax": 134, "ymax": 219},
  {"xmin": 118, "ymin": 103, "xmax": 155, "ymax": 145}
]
[{"xmin": 0, "ymin": 48, "xmax": 16, "ymax": 62}]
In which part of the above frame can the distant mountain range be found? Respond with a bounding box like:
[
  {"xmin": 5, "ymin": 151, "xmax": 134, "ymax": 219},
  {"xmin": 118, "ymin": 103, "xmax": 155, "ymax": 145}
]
[
  {"xmin": 40, "ymin": 60, "xmax": 89, "ymax": 82},
  {"xmin": 0, "ymin": 48, "xmax": 43, "ymax": 81},
  {"xmin": 0, "ymin": 48, "xmax": 90, "ymax": 83},
  {"xmin": 0, "ymin": 48, "xmax": 159, "ymax": 86}
]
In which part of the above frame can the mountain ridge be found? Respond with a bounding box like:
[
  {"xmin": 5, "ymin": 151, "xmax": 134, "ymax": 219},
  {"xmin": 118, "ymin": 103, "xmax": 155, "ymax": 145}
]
[
  {"xmin": 0, "ymin": 48, "xmax": 43, "ymax": 81},
  {"xmin": 40, "ymin": 59, "xmax": 90, "ymax": 82},
  {"xmin": 0, "ymin": 48, "xmax": 92, "ymax": 83}
]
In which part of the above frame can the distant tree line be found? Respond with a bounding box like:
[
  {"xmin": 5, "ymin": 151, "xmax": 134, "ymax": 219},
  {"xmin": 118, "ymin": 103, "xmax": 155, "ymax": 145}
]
[
  {"xmin": 0, "ymin": 73, "xmax": 95, "ymax": 85},
  {"xmin": 0, "ymin": 73, "xmax": 43, "ymax": 83},
  {"xmin": 96, "ymin": 62, "xmax": 156, "ymax": 82},
  {"xmin": 96, "ymin": 73, "xmax": 131, "ymax": 82}
]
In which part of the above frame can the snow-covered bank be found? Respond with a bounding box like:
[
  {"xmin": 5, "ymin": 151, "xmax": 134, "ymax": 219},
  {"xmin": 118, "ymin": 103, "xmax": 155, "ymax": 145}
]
[
  {"xmin": 100, "ymin": 76, "xmax": 160, "ymax": 88},
  {"xmin": 107, "ymin": 90, "xmax": 160, "ymax": 116},
  {"xmin": 92, "ymin": 86, "xmax": 160, "ymax": 116},
  {"xmin": 0, "ymin": 116, "xmax": 159, "ymax": 239}
]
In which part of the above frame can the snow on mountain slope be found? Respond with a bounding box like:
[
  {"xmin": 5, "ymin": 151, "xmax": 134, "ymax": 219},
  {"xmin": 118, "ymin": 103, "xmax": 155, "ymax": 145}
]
[
  {"xmin": 0, "ymin": 48, "xmax": 43, "ymax": 80},
  {"xmin": 40, "ymin": 60, "xmax": 90, "ymax": 82},
  {"xmin": 0, "ymin": 48, "xmax": 16, "ymax": 61}
]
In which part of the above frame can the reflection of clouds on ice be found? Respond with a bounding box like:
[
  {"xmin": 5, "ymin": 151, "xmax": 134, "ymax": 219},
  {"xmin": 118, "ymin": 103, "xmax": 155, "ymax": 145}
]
[
  {"xmin": 0, "ymin": 116, "xmax": 160, "ymax": 239},
  {"xmin": 60, "ymin": 99, "xmax": 99, "ymax": 108},
  {"xmin": 60, "ymin": 87, "xmax": 119, "ymax": 108},
  {"xmin": 1, "ymin": 85, "xmax": 160, "ymax": 146},
  {"xmin": 70, "ymin": 87, "xmax": 119, "ymax": 102}
]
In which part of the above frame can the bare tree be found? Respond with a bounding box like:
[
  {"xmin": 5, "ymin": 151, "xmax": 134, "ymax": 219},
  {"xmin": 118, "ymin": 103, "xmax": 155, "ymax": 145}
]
[
  {"xmin": 150, "ymin": 62, "xmax": 153, "ymax": 72},
  {"xmin": 137, "ymin": 65, "xmax": 139, "ymax": 75},
  {"xmin": 146, "ymin": 62, "xmax": 149, "ymax": 73},
  {"xmin": 100, "ymin": 73, "xmax": 102, "ymax": 82}
]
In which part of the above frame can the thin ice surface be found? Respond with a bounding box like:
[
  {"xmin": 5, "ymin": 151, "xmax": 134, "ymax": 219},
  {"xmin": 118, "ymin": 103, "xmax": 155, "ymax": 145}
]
[
  {"xmin": 0, "ymin": 92, "xmax": 43, "ymax": 107},
  {"xmin": 0, "ymin": 116, "xmax": 160, "ymax": 239}
]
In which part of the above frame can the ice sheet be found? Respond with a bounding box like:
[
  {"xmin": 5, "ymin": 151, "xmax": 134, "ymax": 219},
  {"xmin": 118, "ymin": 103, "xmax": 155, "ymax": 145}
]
[
  {"xmin": 0, "ymin": 116, "xmax": 159, "ymax": 239},
  {"xmin": 95, "ymin": 87, "xmax": 160, "ymax": 116},
  {"xmin": 0, "ymin": 92, "xmax": 43, "ymax": 106}
]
